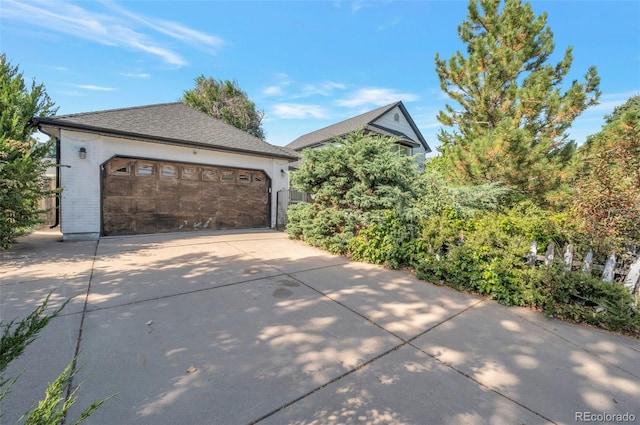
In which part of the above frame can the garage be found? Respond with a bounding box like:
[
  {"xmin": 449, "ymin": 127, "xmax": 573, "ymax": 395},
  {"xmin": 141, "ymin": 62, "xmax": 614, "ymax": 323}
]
[
  {"xmin": 33, "ymin": 102, "xmax": 296, "ymax": 241},
  {"xmin": 102, "ymin": 157, "xmax": 270, "ymax": 236}
]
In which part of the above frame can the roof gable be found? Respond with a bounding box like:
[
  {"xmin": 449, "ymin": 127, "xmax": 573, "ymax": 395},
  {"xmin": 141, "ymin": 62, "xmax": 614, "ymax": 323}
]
[
  {"xmin": 285, "ymin": 101, "xmax": 430, "ymax": 152},
  {"xmin": 33, "ymin": 102, "xmax": 297, "ymax": 161}
]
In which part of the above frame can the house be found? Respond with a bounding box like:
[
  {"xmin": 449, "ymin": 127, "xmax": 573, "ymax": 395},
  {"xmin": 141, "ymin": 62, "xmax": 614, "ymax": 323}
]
[
  {"xmin": 285, "ymin": 101, "xmax": 431, "ymax": 166},
  {"xmin": 32, "ymin": 102, "xmax": 297, "ymax": 240}
]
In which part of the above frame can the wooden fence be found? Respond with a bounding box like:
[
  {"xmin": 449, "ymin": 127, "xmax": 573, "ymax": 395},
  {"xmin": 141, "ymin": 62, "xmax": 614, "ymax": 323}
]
[
  {"xmin": 276, "ymin": 189, "xmax": 310, "ymax": 229},
  {"xmin": 38, "ymin": 177, "xmax": 56, "ymax": 227},
  {"xmin": 527, "ymin": 241, "xmax": 640, "ymax": 296}
]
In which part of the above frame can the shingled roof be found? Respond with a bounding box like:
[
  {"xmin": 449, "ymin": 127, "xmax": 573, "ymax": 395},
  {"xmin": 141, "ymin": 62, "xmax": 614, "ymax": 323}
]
[
  {"xmin": 32, "ymin": 102, "xmax": 298, "ymax": 161},
  {"xmin": 286, "ymin": 101, "xmax": 430, "ymax": 152}
]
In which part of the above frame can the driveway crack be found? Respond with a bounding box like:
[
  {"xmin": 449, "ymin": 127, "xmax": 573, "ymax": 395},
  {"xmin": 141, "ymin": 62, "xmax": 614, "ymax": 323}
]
[{"xmin": 61, "ymin": 239, "xmax": 100, "ymax": 425}]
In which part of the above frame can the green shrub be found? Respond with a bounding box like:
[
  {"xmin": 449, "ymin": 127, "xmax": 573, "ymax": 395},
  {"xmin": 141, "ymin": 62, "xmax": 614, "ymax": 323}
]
[
  {"xmin": 347, "ymin": 210, "xmax": 424, "ymax": 269},
  {"xmin": 1, "ymin": 54, "xmax": 58, "ymax": 250},
  {"xmin": 287, "ymin": 131, "xmax": 420, "ymax": 255},
  {"xmin": 1, "ymin": 294, "xmax": 108, "ymax": 423},
  {"xmin": 0, "ymin": 139, "xmax": 56, "ymax": 250},
  {"xmin": 287, "ymin": 203, "xmax": 353, "ymax": 254},
  {"xmin": 535, "ymin": 268, "xmax": 640, "ymax": 336},
  {"xmin": 416, "ymin": 203, "xmax": 566, "ymax": 306}
]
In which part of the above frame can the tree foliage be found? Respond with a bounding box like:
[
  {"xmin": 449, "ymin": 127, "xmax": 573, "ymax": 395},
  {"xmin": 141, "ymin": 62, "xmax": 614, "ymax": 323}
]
[
  {"xmin": 571, "ymin": 104, "xmax": 640, "ymax": 253},
  {"xmin": 604, "ymin": 94, "xmax": 640, "ymax": 125},
  {"xmin": 1, "ymin": 294, "xmax": 108, "ymax": 424},
  {"xmin": 0, "ymin": 54, "xmax": 57, "ymax": 249},
  {"xmin": 0, "ymin": 55, "xmax": 57, "ymax": 142},
  {"xmin": 435, "ymin": 0, "xmax": 600, "ymax": 201},
  {"xmin": 183, "ymin": 75, "xmax": 266, "ymax": 140},
  {"xmin": 288, "ymin": 131, "xmax": 420, "ymax": 254}
]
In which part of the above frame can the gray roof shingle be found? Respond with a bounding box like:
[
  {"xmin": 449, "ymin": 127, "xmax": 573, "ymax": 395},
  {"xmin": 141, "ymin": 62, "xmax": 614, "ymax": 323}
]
[
  {"xmin": 33, "ymin": 102, "xmax": 298, "ymax": 161},
  {"xmin": 285, "ymin": 101, "xmax": 430, "ymax": 152}
]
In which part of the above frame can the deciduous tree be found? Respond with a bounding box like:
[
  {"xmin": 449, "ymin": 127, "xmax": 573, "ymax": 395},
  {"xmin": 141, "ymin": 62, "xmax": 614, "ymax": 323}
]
[
  {"xmin": 183, "ymin": 75, "xmax": 265, "ymax": 140},
  {"xmin": 0, "ymin": 54, "xmax": 57, "ymax": 249},
  {"xmin": 572, "ymin": 101, "xmax": 640, "ymax": 253}
]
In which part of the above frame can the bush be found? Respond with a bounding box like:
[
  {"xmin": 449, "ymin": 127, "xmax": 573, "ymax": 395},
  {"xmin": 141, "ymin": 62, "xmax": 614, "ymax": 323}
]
[
  {"xmin": 0, "ymin": 139, "xmax": 55, "ymax": 249},
  {"xmin": 416, "ymin": 205, "xmax": 553, "ymax": 306},
  {"xmin": 347, "ymin": 210, "xmax": 424, "ymax": 269},
  {"xmin": 415, "ymin": 203, "xmax": 639, "ymax": 335},
  {"xmin": 1, "ymin": 54, "xmax": 58, "ymax": 250},
  {"xmin": 288, "ymin": 131, "xmax": 420, "ymax": 254},
  {"xmin": 535, "ymin": 268, "xmax": 640, "ymax": 336},
  {"xmin": 1, "ymin": 294, "xmax": 108, "ymax": 423}
]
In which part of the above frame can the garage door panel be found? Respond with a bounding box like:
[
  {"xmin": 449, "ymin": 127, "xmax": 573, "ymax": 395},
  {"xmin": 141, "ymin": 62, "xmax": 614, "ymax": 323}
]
[
  {"xmin": 132, "ymin": 178, "xmax": 155, "ymax": 195},
  {"xmin": 103, "ymin": 214, "xmax": 133, "ymax": 236},
  {"xmin": 103, "ymin": 197, "xmax": 130, "ymax": 214},
  {"xmin": 132, "ymin": 214, "xmax": 159, "ymax": 234},
  {"xmin": 131, "ymin": 198, "xmax": 156, "ymax": 213},
  {"xmin": 179, "ymin": 199, "xmax": 199, "ymax": 211},
  {"xmin": 155, "ymin": 199, "xmax": 177, "ymax": 215},
  {"xmin": 105, "ymin": 178, "xmax": 132, "ymax": 196},
  {"xmin": 157, "ymin": 178, "xmax": 179, "ymax": 192},
  {"xmin": 103, "ymin": 158, "xmax": 269, "ymax": 236}
]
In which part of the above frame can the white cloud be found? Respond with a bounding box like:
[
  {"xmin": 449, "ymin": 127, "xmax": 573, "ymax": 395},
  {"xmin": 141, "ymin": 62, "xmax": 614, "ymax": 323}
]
[
  {"xmin": 120, "ymin": 72, "xmax": 150, "ymax": 78},
  {"xmin": 585, "ymin": 90, "xmax": 640, "ymax": 114},
  {"xmin": 262, "ymin": 77, "xmax": 346, "ymax": 99},
  {"xmin": 337, "ymin": 87, "xmax": 419, "ymax": 107},
  {"xmin": 271, "ymin": 103, "xmax": 329, "ymax": 119},
  {"xmin": 101, "ymin": 0, "xmax": 225, "ymax": 51},
  {"xmin": 263, "ymin": 85, "xmax": 284, "ymax": 96},
  {"xmin": 72, "ymin": 84, "xmax": 117, "ymax": 91},
  {"xmin": 2, "ymin": 0, "xmax": 224, "ymax": 67},
  {"xmin": 294, "ymin": 81, "xmax": 347, "ymax": 98}
]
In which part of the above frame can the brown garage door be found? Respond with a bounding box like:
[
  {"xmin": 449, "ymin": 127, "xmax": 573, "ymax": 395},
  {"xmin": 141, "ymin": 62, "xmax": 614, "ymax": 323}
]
[{"xmin": 102, "ymin": 157, "xmax": 270, "ymax": 236}]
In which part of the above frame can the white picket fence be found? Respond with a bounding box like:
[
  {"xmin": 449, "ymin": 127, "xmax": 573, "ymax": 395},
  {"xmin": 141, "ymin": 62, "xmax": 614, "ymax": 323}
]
[{"xmin": 527, "ymin": 241, "xmax": 640, "ymax": 296}]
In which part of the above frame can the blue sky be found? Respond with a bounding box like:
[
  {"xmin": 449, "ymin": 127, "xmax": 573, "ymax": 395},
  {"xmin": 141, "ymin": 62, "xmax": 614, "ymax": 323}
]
[{"xmin": 2, "ymin": 0, "xmax": 639, "ymax": 152}]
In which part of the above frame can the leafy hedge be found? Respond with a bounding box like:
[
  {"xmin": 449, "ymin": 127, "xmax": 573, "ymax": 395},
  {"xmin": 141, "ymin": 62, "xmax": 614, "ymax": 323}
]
[
  {"xmin": 287, "ymin": 132, "xmax": 640, "ymax": 337},
  {"xmin": 414, "ymin": 204, "xmax": 640, "ymax": 336}
]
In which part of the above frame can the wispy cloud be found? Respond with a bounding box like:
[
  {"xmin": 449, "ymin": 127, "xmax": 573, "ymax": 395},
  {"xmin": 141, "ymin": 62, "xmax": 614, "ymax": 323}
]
[
  {"xmin": 585, "ymin": 90, "xmax": 640, "ymax": 114},
  {"xmin": 294, "ymin": 81, "xmax": 347, "ymax": 98},
  {"xmin": 271, "ymin": 103, "xmax": 329, "ymax": 119},
  {"xmin": 48, "ymin": 66, "xmax": 69, "ymax": 71},
  {"xmin": 120, "ymin": 72, "xmax": 151, "ymax": 79},
  {"xmin": 263, "ymin": 76, "xmax": 347, "ymax": 99},
  {"xmin": 100, "ymin": 0, "xmax": 225, "ymax": 53},
  {"xmin": 2, "ymin": 0, "xmax": 224, "ymax": 67},
  {"xmin": 337, "ymin": 87, "xmax": 419, "ymax": 107},
  {"xmin": 263, "ymin": 86, "xmax": 284, "ymax": 96},
  {"xmin": 72, "ymin": 84, "xmax": 117, "ymax": 91}
]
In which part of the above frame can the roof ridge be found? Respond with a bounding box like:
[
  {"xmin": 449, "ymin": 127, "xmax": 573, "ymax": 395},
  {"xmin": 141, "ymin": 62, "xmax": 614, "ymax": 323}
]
[
  {"xmin": 53, "ymin": 101, "xmax": 184, "ymax": 119},
  {"xmin": 286, "ymin": 101, "xmax": 402, "ymax": 148}
]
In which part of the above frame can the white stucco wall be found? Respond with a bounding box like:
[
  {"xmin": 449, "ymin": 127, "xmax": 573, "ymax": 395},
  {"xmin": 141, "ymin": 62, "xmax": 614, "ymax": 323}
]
[{"xmin": 58, "ymin": 130, "xmax": 290, "ymax": 240}]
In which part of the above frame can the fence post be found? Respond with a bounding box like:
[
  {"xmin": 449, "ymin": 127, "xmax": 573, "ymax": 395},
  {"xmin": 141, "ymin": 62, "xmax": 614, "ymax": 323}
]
[
  {"xmin": 581, "ymin": 249, "xmax": 593, "ymax": 273},
  {"xmin": 528, "ymin": 241, "xmax": 537, "ymax": 266},
  {"xmin": 602, "ymin": 253, "xmax": 616, "ymax": 283},
  {"xmin": 563, "ymin": 244, "xmax": 573, "ymax": 272},
  {"xmin": 623, "ymin": 257, "xmax": 640, "ymax": 295},
  {"xmin": 545, "ymin": 242, "xmax": 555, "ymax": 266}
]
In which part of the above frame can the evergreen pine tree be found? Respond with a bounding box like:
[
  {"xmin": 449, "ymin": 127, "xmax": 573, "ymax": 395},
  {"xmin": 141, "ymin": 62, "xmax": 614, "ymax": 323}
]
[{"xmin": 435, "ymin": 0, "xmax": 600, "ymax": 201}]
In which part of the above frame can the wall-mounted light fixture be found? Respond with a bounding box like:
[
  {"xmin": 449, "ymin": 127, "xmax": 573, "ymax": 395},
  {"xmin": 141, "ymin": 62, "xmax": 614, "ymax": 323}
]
[{"xmin": 79, "ymin": 147, "xmax": 87, "ymax": 159}]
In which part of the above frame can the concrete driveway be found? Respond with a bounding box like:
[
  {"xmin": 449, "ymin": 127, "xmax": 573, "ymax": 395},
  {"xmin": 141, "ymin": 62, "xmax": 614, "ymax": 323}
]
[{"xmin": 1, "ymin": 230, "xmax": 639, "ymax": 425}]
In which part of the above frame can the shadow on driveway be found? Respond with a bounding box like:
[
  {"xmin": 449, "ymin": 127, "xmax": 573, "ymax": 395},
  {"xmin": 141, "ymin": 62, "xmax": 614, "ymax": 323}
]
[{"xmin": 1, "ymin": 230, "xmax": 639, "ymax": 425}]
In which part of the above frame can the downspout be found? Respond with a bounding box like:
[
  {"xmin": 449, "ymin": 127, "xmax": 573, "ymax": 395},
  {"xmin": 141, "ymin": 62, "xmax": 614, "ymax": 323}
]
[{"xmin": 50, "ymin": 134, "xmax": 60, "ymax": 228}]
